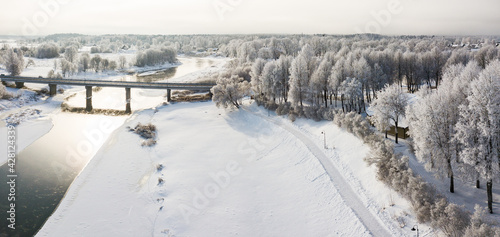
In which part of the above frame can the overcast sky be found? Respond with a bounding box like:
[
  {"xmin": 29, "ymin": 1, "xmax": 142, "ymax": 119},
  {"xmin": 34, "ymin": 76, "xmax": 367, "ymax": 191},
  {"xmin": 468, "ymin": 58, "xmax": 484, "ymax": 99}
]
[{"xmin": 1, "ymin": 0, "xmax": 499, "ymax": 36}]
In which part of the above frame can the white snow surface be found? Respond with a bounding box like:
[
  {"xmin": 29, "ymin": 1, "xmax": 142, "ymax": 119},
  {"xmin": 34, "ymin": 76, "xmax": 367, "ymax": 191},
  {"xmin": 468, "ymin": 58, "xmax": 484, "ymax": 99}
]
[
  {"xmin": 36, "ymin": 99, "xmax": 426, "ymax": 237},
  {"xmin": 0, "ymin": 92, "xmax": 66, "ymax": 165},
  {"xmin": 0, "ymin": 118, "xmax": 52, "ymax": 166}
]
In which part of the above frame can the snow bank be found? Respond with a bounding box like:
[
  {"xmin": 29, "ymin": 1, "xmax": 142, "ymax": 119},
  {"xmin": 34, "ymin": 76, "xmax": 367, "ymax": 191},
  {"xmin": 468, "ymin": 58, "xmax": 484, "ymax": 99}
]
[{"xmin": 0, "ymin": 118, "xmax": 53, "ymax": 166}]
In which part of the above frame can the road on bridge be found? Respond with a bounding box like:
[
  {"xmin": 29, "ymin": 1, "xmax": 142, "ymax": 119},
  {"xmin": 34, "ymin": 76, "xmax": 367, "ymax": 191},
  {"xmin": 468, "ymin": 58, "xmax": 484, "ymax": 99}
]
[{"xmin": 0, "ymin": 75, "xmax": 216, "ymax": 113}]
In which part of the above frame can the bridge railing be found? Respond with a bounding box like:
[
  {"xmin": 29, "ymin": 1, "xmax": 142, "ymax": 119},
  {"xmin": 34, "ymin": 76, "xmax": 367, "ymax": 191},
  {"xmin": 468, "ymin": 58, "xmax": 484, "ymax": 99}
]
[{"xmin": 0, "ymin": 75, "xmax": 216, "ymax": 89}]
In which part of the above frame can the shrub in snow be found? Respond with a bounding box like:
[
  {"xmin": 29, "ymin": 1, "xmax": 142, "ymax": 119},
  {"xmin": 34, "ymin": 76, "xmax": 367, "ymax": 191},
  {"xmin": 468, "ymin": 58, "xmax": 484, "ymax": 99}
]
[
  {"xmin": 276, "ymin": 102, "xmax": 291, "ymax": 116},
  {"xmin": 0, "ymin": 83, "xmax": 15, "ymax": 99},
  {"xmin": 25, "ymin": 59, "xmax": 35, "ymax": 69},
  {"xmin": 47, "ymin": 70, "xmax": 62, "ymax": 79},
  {"xmin": 304, "ymin": 106, "xmax": 321, "ymax": 121},
  {"xmin": 319, "ymin": 107, "xmax": 335, "ymax": 121},
  {"xmin": 130, "ymin": 123, "xmax": 157, "ymax": 147},
  {"xmin": 429, "ymin": 200, "xmax": 469, "ymax": 237},
  {"xmin": 132, "ymin": 123, "xmax": 156, "ymax": 139},
  {"xmin": 5, "ymin": 108, "xmax": 42, "ymax": 126},
  {"xmin": 287, "ymin": 110, "xmax": 297, "ymax": 122},
  {"xmin": 464, "ymin": 205, "xmax": 500, "ymax": 237},
  {"xmin": 264, "ymin": 101, "xmax": 278, "ymax": 111}
]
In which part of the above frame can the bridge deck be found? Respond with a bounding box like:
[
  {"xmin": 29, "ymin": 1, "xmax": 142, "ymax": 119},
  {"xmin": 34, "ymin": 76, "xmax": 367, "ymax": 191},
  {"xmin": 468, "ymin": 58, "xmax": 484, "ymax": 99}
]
[{"xmin": 0, "ymin": 76, "xmax": 215, "ymax": 90}]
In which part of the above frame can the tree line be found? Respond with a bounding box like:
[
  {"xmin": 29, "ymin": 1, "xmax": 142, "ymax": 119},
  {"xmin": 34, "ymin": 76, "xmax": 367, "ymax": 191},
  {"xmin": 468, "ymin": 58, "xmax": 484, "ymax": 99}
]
[
  {"xmin": 211, "ymin": 35, "xmax": 500, "ymax": 217},
  {"xmin": 212, "ymin": 35, "xmax": 499, "ymax": 120}
]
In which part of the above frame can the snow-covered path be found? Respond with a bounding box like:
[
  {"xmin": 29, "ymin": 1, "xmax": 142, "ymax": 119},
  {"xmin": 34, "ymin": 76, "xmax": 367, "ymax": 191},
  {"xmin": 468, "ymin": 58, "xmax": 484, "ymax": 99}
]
[{"xmin": 244, "ymin": 108, "xmax": 392, "ymax": 237}]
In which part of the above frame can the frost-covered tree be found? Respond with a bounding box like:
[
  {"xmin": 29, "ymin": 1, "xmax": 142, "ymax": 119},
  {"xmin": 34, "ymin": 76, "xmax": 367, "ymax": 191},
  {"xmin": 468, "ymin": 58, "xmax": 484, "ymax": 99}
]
[
  {"xmin": 260, "ymin": 60, "xmax": 280, "ymax": 102},
  {"xmin": 64, "ymin": 46, "xmax": 78, "ymax": 63},
  {"xmin": 431, "ymin": 47, "xmax": 449, "ymax": 87},
  {"xmin": 101, "ymin": 59, "xmax": 110, "ymax": 71},
  {"xmin": 250, "ymin": 58, "xmax": 267, "ymax": 101},
  {"xmin": 339, "ymin": 77, "xmax": 363, "ymax": 113},
  {"xmin": 289, "ymin": 54, "xmax": 310, "ymax": 109},
  {"xmin": 371, "ymin": 63, "xmax": 388, "ymax": 99},
  {"xmin": 79, "ymin": 53, "xmax": 90, "ymax": 72},
  {"xmin": 60, "ymin": 59, "xmax": 77, "ymax": 77},
  {"xmin": 446, "ymin": 48, "xmax": 471, "ymax": 67},
  {"xmin": 370, "ymin": 84, "xmax": 408, "ymax": 144},
  {"xmin": 311, "ymin": 52, "xmax": 334, "ymax": 108},
  {"xmin": 289, "ymin": 44, "xmax": 317, "ymax": 109},
  {"xmin": 135, "ymin": 47, "xmax": 177, "ymax": 67},
  {"xmin": 475, "ymin": 45, "xmax": 498, "ymax": 69},
  {"xmin": 420, "ymin": 51, "xmax": 435, "ymax": 86},
  {"xmin": 329, "ymin": 57, "xmax": 348, "ymax": 107},
  {"xmin": 2, "ymin": 48, "xmax": 24, "ymax": 76},
  {"xmin": 119, "ymin": 55, "xmax": 127, "ymax": 69},
  {"xmin": 353, "ymin": 56, "xmax": 371, "ymax": 104},
  {"xmin": 456, "ymin": 60, "xmax": 500, "ymax": 213},
  {"xmin": 407, "ymin": 73, "xmax": 468, "ymax": 193},
  {"xmin": 211, "ymin": 74, "xmax": 250, "ymax": 109},
  {"xmin": 237, "ymin": 42, "xmax": 257, "ymax": 63},
  {"xmin": 36, "ymin": 43, "xmax": 59, "ymax": 59},
  {"xmin": 109, "ymin": 60, "xmax": 118, "ymax": 71},
  {"xmin": 402, "ymin": 51, "xmax": 419, "ymax": 92},
  {"xmin": 90, "ymin": 55, "xmax": 102, "ymax": 72},
  {"xmin": 275, "ymin": 55, "xmax": 292, "ymax": 103}
]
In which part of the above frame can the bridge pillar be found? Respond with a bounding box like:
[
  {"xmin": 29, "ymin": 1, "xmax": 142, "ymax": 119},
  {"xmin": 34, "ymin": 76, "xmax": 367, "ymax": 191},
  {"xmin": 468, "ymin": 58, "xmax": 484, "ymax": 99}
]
[
  {"xmin": 167, "ymin": 89, "xmax": 171, "ymax": 102},
  {"xmin": 15, "ymin": 82, "xmax": 24, "ymax": 88},
  {"xmin": 49, "ymin": 84, "xmax": 57, "ymax": 96},
  {"xmin": 86, "ymin": 86, "xmax": 93, "ymax": 112},
  {"xmin": 125, "ymin": 87, "xmax": 131, "ymax": 114}
]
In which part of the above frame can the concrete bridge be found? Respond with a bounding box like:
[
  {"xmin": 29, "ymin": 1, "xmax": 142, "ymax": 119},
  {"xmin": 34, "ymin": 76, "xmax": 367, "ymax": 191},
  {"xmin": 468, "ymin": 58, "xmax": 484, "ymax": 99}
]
[{"xmin": 0, "ymin": 75, "xmax": 215, "ymax": 113}]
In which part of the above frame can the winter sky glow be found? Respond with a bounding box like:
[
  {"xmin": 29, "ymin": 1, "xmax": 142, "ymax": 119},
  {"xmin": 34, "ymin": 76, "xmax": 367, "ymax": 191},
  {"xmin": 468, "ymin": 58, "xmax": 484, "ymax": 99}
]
[{"xmin": 1, "ymin": 0, "xmax": 500, "ymax": 36}]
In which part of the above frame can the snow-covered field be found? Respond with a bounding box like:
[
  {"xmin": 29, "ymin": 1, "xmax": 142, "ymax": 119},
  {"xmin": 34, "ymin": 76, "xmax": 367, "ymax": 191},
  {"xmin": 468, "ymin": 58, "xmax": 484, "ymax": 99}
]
[
  {"xmin": 36, "ymin": 101, "xmax": 370, "ymax": 236},
  {"xmin": 35, "ymin": 99, "xmax": 435, "ymax": 237}
]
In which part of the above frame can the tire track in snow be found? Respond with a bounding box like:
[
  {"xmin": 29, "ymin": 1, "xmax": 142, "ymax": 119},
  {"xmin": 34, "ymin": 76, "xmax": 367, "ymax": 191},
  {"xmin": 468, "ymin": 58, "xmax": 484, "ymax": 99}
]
[{"xmin": 244, "ymin": 109, "xmax": 392, "ymax": 237}]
